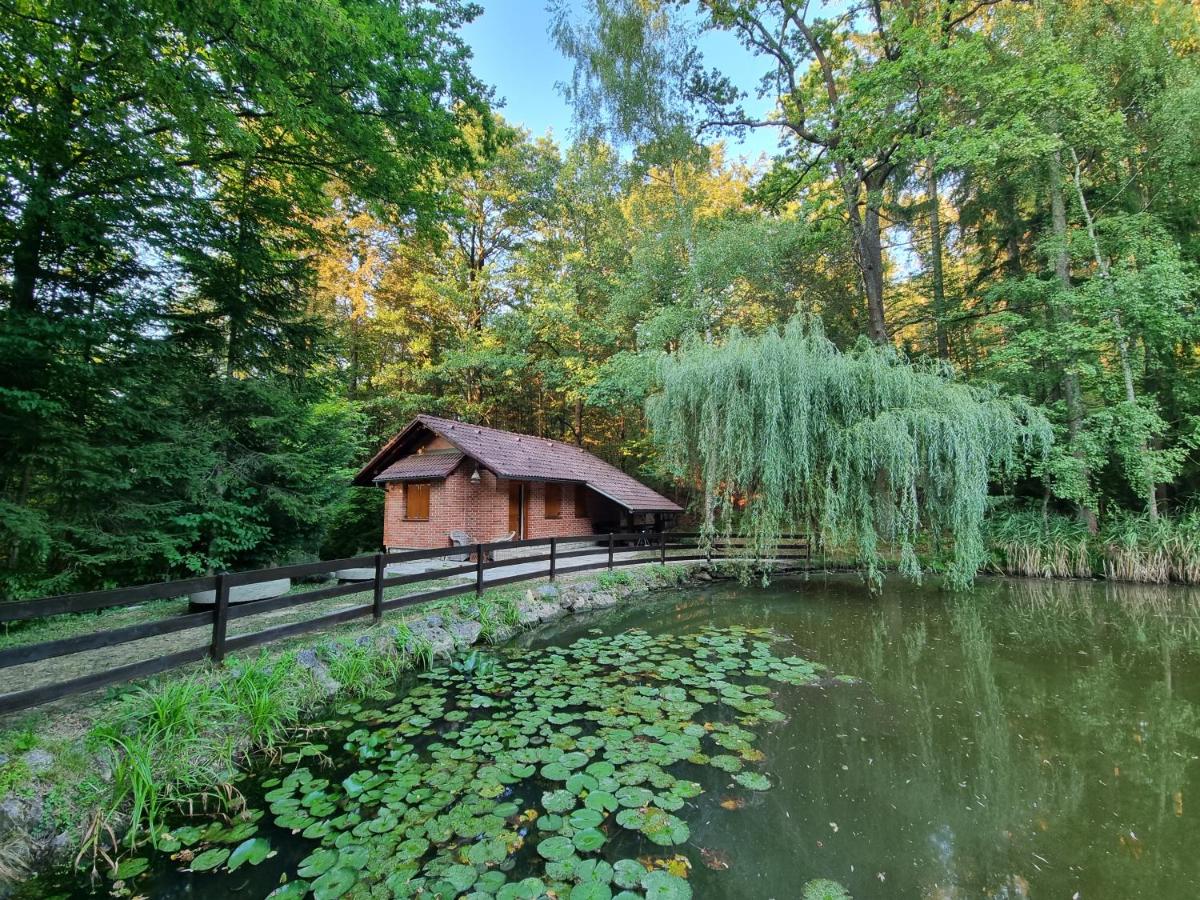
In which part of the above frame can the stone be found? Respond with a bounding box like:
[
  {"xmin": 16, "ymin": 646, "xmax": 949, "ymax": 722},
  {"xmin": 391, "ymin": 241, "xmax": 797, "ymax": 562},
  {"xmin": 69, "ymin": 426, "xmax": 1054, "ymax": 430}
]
[
  {"xmin": 406, "ymin": 620, "xmax": 455, "ymax": 657},
  {"xmin": 586, "ymin": 591, "xmax": 618, "ymax": 609},
  {"xmin": 448, "ymin": 620, "xmax": 483, "ymax": 647},
  {"xmin": 312, "ymin": 669, "xmax": 341, "ymax": 696},
  {"xmin": 21, "ymin": 749, "xmax": 53, "ymax": 775},
  {"xmin": 334, "ymin": 567, "xmax": 375, "ymax": 582},
  {"xmin": 536, "ymin": 584, "xmax": 560, "ymax": 600},
  {"xmin": 516, "ymin": 599, "xmax": 565, "ymax": 627},
  {"xmin": 296, "ymin": 648, "xmax": 320, "ymax": 669},
  {"xmin": 189, "ymin": 578, "xmax": 291, "ymax": 607}
]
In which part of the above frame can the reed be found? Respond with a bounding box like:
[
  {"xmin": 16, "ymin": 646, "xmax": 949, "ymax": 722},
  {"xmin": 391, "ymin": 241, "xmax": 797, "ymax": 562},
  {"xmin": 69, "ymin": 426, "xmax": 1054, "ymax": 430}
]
[{"xmin": 987, "ymin": 507, "xmax": 1200, "ymax": 585}]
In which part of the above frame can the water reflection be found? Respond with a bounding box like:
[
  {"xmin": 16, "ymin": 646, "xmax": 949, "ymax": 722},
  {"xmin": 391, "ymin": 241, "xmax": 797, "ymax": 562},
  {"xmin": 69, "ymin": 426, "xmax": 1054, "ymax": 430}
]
[{"xmin": 525, "ymin": 575, "xmax": 1200, "ymax": 898}]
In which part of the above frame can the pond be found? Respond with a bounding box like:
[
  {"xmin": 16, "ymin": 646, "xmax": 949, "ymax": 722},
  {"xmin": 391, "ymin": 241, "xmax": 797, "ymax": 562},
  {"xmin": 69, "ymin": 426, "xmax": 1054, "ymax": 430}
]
[{"xmin": 29, "ymin": 575, "xmax": 1200, "ymax": 899}]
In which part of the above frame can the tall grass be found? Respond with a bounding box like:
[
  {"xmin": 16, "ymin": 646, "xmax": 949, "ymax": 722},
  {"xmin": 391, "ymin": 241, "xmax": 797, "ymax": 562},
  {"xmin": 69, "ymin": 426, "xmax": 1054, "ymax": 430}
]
[
  {"xmin": 988, "ymin": 507, "xmax": 1200, "ymax": 585},
  {"xmin": 1102, "ymin": 510, "xmax": 1200, "ymax": 584},
  {"xmin": 988, "ymin": 509, "xmax": 1092, "ymax": 579}
]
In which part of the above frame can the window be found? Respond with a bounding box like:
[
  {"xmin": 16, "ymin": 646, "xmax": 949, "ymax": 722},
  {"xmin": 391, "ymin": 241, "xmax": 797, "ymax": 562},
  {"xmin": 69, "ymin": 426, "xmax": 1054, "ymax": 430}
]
[
  {"xmin": 545, "ymin": 483, "xmax": 562, "ymax": 519},
  {"xmin": 404, "ymin": 482, "xmax": 430, "ymax": 520},
  {"xmin": 574, "ymin": 484, "xmax": 588, "ymax": 518}
]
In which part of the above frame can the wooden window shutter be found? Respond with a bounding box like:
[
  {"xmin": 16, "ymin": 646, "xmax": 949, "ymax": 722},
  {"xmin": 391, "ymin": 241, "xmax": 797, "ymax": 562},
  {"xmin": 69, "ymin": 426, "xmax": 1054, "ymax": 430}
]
[
  {"xmin": 574, "ymin": 484, "xmax": 588, "ymax": 518},
  {"xmin": 545, "ymin": 483, "xmax": 562, "ymax": 519},
  {"xmin": 405, "ymin": 482, "xmax": 430, "ymax": 520}
]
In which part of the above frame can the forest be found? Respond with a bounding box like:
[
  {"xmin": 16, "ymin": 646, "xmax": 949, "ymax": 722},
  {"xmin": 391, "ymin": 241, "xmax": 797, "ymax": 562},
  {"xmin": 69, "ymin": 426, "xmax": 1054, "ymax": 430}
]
[{"xmin": 2, "ymin": 0, "xmax": 1199, "ymax": 598}]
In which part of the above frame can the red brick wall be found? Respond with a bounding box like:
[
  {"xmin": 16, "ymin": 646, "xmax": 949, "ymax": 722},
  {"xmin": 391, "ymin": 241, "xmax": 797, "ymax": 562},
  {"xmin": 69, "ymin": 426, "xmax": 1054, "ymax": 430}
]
[
  {"xmin": 523, "ymin": 481, "xmax": 595, "ymax": 540},
  {"xmin": 383, "ymin": 466, "xmax": 597, "ymax": 549}
]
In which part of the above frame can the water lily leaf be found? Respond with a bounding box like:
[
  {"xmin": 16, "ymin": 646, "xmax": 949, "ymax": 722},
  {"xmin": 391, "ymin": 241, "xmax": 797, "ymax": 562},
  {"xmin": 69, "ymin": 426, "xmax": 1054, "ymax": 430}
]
[
  {"xmin": 613, "ymin": 858, "xmax": 646, "ymax": 889},
  {"xmin": 227, "ymin": 837, "xmax": 271, "ymax": 871},
  {"xmin": 189, "ymin": 848, "xmax": 229, "ymax": 872},
  {"xmin": 733, "ymin": 772, "xmax": 771, "ymax": 791},
  {"xmin": 266, "ymin": 881, "xmax": 310, "ymax": 899},
  {"xmin": 567, "ymin": 773, "xmax": 599, "ymax": 795},
  {"xmin": 542, "ymin": 789, "xmax": 575, "ymax": 814},
  {"xmin": 445, "ymin": 863, "xmax": 479, "ymax": 892},
  {"xmin": 298, "ymin": 847, "xmax": 339, "ymax": 878},
  {"xmin": 312, "ymin": 864, "xmax": 358, "ymax": 900},
  {"xmin": 569, "ymin": 808, "xmax": 604, "ymax": 829},
  {"xmin": 113, "ymin": 857, "xmax": 149, "ymax": 880},
  {"xmin": 570, "ymin": 881, "xmax": 613, "ymax": 900},
  {"xmin": 641, "ymin": 869, "xmax": 693, "ymax": 900},
  {"xmin": 802, "ymin": 879, "xmax": 852, "ymax": 900},
  {"xmin": 496, "ymin": 876, "xmax": 547, "ymax": 899},
  {"xmin": 573, "ymin": 828, "xmax": 606, "ymax": 852},
  {"xmin": 537, "ymin": 835, "xmax": 574, "ymax": 861}
]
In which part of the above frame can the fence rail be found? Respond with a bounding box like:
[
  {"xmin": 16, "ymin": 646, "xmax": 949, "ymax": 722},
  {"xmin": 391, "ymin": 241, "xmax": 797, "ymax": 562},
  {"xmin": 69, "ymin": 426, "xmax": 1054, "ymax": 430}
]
[{"xmin": 0, "ymin": 533, "xmax": 810, "ymax": 715}]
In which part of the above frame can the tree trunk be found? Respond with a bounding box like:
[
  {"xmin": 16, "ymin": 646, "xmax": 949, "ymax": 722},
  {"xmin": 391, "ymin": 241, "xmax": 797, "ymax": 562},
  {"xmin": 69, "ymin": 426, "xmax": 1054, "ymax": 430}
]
[
  {"xmin": 1068, "ymin": 149, "xmax": 1157, "ymax": 520},
  {"xmin": 860, "ymin": 201, "xmax": 890, "ymax": 345},
  {"xmin": 1049, "ymin": 153, "xmax": 1098, "ymax": 533},
  {"xmin": 926, "ymin": 159, "xmax": 949, "ymax": 360}
]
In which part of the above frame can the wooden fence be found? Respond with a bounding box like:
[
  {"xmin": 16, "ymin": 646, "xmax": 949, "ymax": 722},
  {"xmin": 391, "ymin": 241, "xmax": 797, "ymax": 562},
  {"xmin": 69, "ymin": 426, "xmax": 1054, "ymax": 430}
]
[{"xmin": 0, "ymin": 533, "xmax": 810, "ymax": 715}]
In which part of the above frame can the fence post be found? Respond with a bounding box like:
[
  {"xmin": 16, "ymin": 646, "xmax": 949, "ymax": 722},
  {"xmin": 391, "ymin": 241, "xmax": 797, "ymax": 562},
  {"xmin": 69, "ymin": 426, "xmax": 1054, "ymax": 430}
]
[
  {"xmin": 549, "ymin": 537, "xmax": 557, "ymax": 582},
  {"xmin": 660, "ymin": 531, "xmax": 667, "ymax": 565},
  {"xmin": 210, "ymin": 572, "xmax": 230, "ymax": 665},
  {"xmin": 372, "ymin": 552, "xmax": 385, "ymax": 623},
  {"xmin": 607, "ymin": 533, "xmax": 614, "ymax": 570},
  {"xmin": 475, "ymin": 543, "xmax": 484, "ymax": 596}
]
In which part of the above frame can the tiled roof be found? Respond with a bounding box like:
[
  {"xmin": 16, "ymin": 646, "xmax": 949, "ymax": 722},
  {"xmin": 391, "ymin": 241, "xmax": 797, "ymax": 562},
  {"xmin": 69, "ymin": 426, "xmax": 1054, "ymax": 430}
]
[
  {"xmin": 375, "ymin": 450, "xmax": 464, "ymax": 483},
  {"xmin": 357, "ymin": 414, "xmax": 682, "ymax": 513}
]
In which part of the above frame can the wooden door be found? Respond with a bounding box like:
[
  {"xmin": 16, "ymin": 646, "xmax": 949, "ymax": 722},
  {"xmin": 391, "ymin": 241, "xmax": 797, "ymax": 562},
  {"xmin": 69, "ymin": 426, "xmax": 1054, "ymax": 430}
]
[{"xmin": 507, "ymin": 481, "xmax": 525, "ymax": 538}]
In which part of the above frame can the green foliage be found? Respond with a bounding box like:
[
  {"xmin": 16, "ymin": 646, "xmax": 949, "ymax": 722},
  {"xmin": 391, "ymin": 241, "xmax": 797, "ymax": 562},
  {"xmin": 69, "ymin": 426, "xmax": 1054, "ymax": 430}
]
[
  {"xmin": 649, "ymin": 317, "xmax": 1051, "ymax": 589},
  {"xmin": 0, "ymin": 0, "xmax": 488, "ymax": 597}
]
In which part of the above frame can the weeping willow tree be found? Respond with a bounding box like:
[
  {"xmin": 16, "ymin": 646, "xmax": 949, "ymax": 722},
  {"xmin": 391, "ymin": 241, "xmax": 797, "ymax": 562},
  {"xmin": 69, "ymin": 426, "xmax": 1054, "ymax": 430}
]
[{"xmin": 648, "ymin": 317, "xmax": 1052, "ymax": 589}]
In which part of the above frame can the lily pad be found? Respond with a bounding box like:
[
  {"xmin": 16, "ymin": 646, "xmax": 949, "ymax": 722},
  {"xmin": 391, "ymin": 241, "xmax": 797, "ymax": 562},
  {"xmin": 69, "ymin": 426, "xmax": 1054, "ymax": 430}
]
[
  {"xmin": 189, "ymin": 848, "xmax": 229, "ymax": 872},
  {"xmin": 733, "ymin": 771, "xmax": 771, "ymax": 791},
  {"xmin": 642, "ymin": 869, "xmax": 693, "ymax": 900},
  {"xmin": 227, "ymin": 837, "xmax": 271, "ymax": 871},
  {"xmin": 312, "ymin": 865, "xmax": 359, "ymax": 900},
  {"xmin": 537, "ymin": 835, "xmax": 575, "ymax": 861}
]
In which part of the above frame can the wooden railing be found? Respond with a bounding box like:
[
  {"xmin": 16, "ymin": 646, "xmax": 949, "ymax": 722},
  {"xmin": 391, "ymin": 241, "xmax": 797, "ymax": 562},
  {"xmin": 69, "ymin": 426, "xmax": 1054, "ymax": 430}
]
[{"xmin": 0, "ymin": 533, "xmax": 810, "ymax": 715}]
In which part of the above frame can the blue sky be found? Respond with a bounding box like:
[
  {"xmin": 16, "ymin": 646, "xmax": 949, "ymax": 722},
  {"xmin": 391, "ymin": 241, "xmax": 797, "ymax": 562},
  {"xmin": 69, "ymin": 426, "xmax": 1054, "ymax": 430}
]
[{"xmin": 461, "ymin": 0, "xmax": 786, "ymax": 163}]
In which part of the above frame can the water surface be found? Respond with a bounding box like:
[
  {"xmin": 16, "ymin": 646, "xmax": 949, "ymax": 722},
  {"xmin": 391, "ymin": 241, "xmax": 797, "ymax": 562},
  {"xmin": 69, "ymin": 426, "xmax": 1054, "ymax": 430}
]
[{"xmin": 33, "ymin": 575, "xmax": 1200, "ymax": 898}]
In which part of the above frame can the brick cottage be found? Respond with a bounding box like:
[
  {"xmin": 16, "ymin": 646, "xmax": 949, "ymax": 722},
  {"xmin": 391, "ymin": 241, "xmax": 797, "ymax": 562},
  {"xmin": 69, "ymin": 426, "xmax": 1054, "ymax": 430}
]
[{"xmin": 353, "ymin": 414, "xmax": 683, "ymax": 551}]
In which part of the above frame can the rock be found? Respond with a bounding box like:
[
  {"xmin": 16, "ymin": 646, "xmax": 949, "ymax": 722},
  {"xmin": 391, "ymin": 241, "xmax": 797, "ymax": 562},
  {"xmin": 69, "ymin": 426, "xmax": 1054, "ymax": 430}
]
[
  {"xmin": 334, "ymin": 567, "xmax": 375, "ymax": 582},
  {"xmin": 0, "ymin": 798, "xmax": 26, "ymax": 828},
  {"xmin": 21, "ymin": 750, "xmax": 53, "ymax": 775},
  {"xmin": 406, "ymin": 620, "xmax": 455, "ymax": 657},
  {"xmin": 536, "ymin": 584, "xmax": 560, "ymax": 600},
  {"xmin": 448, "ymin": 620, "xmax": 483, "ymax": 647},
  {"xmin": 355, "ymin": 634, "xmax": 373, "ymax": 648},
  {"xmin": 312, "ymin": 669, "xmax": 341, "ymax": 696},
  {"xmin": 50, "ymin": 831, "xmax": 72, "ymax": 854},
  {"xmin": 189, "ymin": 578, "xmax": 291, "ymax": 607},
  {"xmin": 296, "ymin": 649, "xmax": 320, "ymax": 670},
  {"xmin": 423, "ymin": 613, "xmax": 445, "ymax": 628},
  {"xmin": 695, "ymin": 570, "xmax": 714, "ymax": 582},
  {"xmin": 516, "ymin": 598, "xmax": 565, "ymax": 626},
  {"xmin": 587, "ymin": 591, "xmax": 618, "ymax": 609}
]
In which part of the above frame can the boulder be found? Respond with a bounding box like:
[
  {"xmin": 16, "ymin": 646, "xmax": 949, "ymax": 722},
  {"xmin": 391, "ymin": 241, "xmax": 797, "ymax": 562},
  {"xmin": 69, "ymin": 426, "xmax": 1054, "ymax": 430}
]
[
  {"xmin": 406, "ymin": 617, "xmax": 455, "ymax": 657},
  {"xmin": 21, "ymin": 750, "xmax": 54, "ymax": 775},
  {"xmin": 189, "ymin": 578, "xmax": 291, "ymax": 607},
  {"xmin": 448, "ymin": 620, "xmax": 483, "ymax": 647},
  {"xmin": 516, "ymin": 595, "xmax": 565, "ymax": 626},
  {"xmin": 334, "ymin": 567, "xmax": 375, "ymax": 582},
  {"xmin": 535, "ymin": 584, "xmax": 560, "ymax": 600}
]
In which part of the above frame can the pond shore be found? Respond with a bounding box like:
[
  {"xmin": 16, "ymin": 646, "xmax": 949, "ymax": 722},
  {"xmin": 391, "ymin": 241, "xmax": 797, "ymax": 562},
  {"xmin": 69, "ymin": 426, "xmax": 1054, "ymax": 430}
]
[{"xmin": 0, "ymin": 561, "xmax": 732, "ymax": 893}]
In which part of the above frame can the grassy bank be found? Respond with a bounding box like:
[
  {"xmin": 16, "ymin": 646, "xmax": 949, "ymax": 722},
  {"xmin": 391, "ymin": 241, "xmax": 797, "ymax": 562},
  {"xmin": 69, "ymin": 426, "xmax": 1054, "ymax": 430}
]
[{"xmin": 0, "ymin": 564, "xmax": 697, "ymax": 887}]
